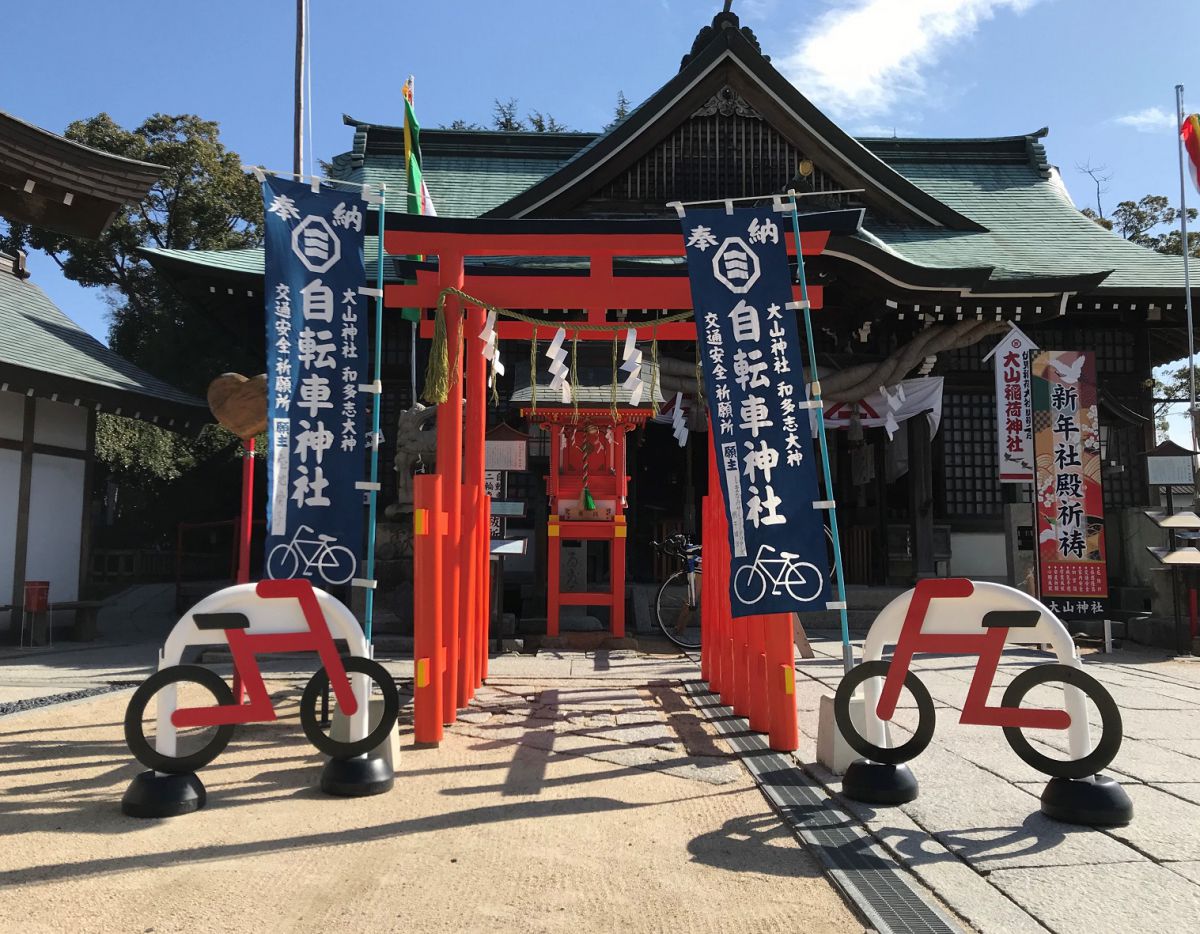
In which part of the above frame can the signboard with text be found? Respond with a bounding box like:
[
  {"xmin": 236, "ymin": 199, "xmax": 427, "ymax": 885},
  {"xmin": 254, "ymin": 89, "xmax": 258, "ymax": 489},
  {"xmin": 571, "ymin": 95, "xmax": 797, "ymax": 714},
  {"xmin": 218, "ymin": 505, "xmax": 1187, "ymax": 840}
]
[
  {"xmin": 262, "ymin": 176, "xmax": 367, "ymax": 586},
  {"xmin": 680, "ymin": 207, "xmax": 829, "ymax": 618},
  {"xmin": 1031, "ymin": 351, "xmax": 1107, "ymax": 619},
  {"xmin": 986, "ymin": 326, "xmax": 1037, "ymax": 483}
]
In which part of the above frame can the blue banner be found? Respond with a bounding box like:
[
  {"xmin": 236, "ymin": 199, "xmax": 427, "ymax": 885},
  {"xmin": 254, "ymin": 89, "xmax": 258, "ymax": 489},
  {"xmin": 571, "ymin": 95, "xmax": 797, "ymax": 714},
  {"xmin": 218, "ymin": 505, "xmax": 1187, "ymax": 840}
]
[
  {"xmin": 262, "ymin": 176, "xmax": 367, "ymax": 586},
  {"xmin": 681, "ymin": 207, "xmax": 830, "ymax": 617}
]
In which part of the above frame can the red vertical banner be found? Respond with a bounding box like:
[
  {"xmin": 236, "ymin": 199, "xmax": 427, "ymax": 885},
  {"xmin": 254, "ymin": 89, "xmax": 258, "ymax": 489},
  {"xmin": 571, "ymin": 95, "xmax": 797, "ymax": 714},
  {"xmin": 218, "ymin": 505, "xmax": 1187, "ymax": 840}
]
[{"xmin": 1030, "ymin": 352, "xmax": 1108, "ymax": 619}]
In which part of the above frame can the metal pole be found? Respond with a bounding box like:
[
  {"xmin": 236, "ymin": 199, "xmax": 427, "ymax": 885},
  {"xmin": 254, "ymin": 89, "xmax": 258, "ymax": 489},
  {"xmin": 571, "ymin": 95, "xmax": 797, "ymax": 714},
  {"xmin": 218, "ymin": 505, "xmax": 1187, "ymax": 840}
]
[
  {"xmin": 364, "ymin": 187, "xmax": 387, "ymax": 642},
  {"xmin": 293, "ymin": 0, "xmax": 306, "ymax": 179},
  {"xmin": 1178, "ymin": 87, "xmax": 1198, "ymax": 461},
  {"xmin": 787, "ymin": 194, "xmax": 854, "ymax": 673}
]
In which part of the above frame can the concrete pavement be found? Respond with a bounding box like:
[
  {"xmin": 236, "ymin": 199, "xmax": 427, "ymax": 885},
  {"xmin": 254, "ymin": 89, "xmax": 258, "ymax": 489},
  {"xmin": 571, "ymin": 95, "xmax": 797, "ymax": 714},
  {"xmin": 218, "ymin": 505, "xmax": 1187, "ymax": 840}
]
[
  {"xmin": 796, "ymin": 633, "xmax": 1200, "ymax": 934},
  {"xmin": 5, "ymin": 606, "xmax": 1200, "ymax": 932}
]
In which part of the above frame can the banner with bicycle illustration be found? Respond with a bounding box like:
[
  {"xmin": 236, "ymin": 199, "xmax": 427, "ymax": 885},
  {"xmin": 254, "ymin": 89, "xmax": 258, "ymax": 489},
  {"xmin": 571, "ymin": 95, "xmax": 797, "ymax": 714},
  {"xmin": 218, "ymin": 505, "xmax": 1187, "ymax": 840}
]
[
  {"xmin": 679, "ymin": 206, "xmax": 830, "ymax": 618},
  {"xmin": 262, "ymin": 175, "xmax": 367, "ymax": 586}
]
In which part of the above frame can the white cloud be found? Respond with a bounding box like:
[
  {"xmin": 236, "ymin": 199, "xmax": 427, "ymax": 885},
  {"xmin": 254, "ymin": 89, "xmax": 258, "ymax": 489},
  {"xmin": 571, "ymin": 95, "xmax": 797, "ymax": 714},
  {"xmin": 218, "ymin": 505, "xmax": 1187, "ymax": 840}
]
[
  {"xmin": 777, "ymin": 0, "xmax": 1042, "ymax": 118},
  {"xmin": 1114, "ymin": 106, "xmax": 1178, "ymax": 133}
]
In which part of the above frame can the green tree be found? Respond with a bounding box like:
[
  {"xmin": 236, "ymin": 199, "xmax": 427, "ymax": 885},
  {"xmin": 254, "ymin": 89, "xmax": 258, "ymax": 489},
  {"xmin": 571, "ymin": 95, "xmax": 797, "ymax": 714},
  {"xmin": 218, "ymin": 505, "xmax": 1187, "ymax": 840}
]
[
  {"xmin": 527, "ymin": 110, "xmax": 569, "ymax": 133},
  {"xmin": 605, "ymin": 90, "xmax": 632, "ymax": 131},
  {"xmin": 0, "ymin": 112, "xmax": 262, "ymax": 394},
  {"xmin": 0, "ymin": 113, "xmax": 265, "ymax": 549},
  {"xmin": 488, "ymin": 99, "xmax": 568, "ymax": 133},
  {"xmin": 492, "ymin": 98, "xmax": 525, "ymax": 131},
  {"xmin": 1109, "ymin": 195, "xmax": 1199, "ymax": 256}
]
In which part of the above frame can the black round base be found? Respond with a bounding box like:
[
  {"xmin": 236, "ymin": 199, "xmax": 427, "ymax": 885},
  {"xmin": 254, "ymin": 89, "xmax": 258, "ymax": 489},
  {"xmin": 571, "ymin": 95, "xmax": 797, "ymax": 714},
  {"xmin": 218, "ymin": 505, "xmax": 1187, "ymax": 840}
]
[
  {"xmin": 1041, "ymin": 774, "xmax": 1133, "ymax": 827},
  {"xmin": 841, "ymin": 760, "xmax": 919, "ymax": 805},
  {"xmin": 321, "ymin": 755, "xmax": 394, "ymax": 797},
  {"xmin": 121, "ymin": 770, "xmax": 206, "ymax": 818}
]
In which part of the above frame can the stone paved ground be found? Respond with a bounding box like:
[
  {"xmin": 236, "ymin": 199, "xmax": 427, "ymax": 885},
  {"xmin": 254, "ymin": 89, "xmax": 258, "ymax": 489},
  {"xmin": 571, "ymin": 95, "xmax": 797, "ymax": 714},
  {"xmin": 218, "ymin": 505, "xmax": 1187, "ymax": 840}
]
[
  {"xmin": 797, "ymin": 633, "xmax": 1200, "ymax": 934},
  {"xmin": 0, "ymin": 656, "xmax": 862, "ymax": 934},
  {"xmin": 7, "ymin": 619, "xmax": 1200, "ymax": 933}
]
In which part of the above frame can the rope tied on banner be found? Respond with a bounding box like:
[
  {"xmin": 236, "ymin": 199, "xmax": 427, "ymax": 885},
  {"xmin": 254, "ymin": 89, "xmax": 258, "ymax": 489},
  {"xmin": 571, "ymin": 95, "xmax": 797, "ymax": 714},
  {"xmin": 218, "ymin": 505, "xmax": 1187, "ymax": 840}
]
[{"xmin": 419, "ymin": 286, "xmax": 693, "ymax": 404}]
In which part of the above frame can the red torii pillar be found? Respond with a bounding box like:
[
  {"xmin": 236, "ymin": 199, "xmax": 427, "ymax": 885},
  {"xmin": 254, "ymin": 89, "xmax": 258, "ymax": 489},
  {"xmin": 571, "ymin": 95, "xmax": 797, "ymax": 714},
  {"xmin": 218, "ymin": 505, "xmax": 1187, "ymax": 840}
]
[
  {"xmin": 437, "ymin": 257, "xmax": 465, "ymax": 725},
  {"xmin": 412, "ymin": 474, "xmax": 444, "ymax": 745},
  {"xmin": 461, "ymin": 304, "xmax": 490, "ymax": 705},
  {"xmin": 703, "ymin": 428, "xmax": 797, "ymax": 751}
]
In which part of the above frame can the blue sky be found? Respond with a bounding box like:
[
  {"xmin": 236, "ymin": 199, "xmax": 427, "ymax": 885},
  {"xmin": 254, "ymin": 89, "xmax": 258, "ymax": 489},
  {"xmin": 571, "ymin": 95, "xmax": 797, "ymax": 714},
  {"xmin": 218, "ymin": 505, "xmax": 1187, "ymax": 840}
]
[{"xmin": 3, "ymin": 0, "xmax": 1197, "ymax": 351}]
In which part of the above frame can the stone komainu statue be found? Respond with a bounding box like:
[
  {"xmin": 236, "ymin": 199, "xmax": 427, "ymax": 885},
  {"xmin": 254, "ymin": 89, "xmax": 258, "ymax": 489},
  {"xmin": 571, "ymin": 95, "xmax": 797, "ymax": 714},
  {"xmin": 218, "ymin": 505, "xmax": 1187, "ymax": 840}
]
[{"xmin": 389, "ymin": 403, "xmax": 438, "ymax": 516}]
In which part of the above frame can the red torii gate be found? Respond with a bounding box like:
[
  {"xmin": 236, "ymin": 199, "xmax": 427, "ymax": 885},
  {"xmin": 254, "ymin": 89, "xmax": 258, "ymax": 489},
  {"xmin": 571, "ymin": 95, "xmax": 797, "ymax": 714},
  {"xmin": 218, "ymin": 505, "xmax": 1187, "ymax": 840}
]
[{"xmin": 384, "ymin": 213, "xmax": 842, "ymax": 750}]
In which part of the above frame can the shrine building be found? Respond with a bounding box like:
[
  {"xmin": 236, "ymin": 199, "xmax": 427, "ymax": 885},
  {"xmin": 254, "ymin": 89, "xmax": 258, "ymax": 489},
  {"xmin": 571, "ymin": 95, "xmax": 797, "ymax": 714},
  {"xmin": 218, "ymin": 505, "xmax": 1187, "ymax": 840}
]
[{"xmin": 145, "ymin": 11, "xmax": 1194, "ymax": 638}]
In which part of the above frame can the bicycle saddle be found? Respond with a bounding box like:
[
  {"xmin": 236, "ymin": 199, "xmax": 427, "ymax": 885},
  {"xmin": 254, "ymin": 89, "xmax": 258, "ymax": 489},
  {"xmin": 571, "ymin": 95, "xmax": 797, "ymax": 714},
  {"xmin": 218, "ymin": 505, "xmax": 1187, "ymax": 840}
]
[
  {"xmin": 194, "ymin": 612, "xmax": 250, "ymax": 630},
  {"xmin": 780, "ymin": 551, "xmax": 799, "ymax": 560},
  {"xmin": 317, "ymin": 533, "xmax": 337, "ymax": 543}
]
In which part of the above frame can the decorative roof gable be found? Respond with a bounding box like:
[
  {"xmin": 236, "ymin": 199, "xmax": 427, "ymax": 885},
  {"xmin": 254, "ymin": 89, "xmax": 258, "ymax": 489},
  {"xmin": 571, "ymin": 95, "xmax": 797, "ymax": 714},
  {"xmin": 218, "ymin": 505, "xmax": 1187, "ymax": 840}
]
[{"xmin": 484, "ymin": 11, "xmax": 984, "ymax": 230}]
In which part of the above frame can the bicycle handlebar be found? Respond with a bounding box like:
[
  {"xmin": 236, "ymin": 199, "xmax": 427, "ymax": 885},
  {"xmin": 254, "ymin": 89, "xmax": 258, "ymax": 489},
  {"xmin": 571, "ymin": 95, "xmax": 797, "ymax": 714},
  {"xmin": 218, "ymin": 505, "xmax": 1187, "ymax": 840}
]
[{"xmin": 652, "ymin": 533, "xmax": 702, "ymax": 559}]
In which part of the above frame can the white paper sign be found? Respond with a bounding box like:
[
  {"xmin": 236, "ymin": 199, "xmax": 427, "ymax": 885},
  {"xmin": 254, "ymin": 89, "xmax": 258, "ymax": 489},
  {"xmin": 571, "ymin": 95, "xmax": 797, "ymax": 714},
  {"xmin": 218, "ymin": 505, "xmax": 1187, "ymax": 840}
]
[{"xmin": 984, "ymin": 326, "xmax": 1038, "ymax": 483}]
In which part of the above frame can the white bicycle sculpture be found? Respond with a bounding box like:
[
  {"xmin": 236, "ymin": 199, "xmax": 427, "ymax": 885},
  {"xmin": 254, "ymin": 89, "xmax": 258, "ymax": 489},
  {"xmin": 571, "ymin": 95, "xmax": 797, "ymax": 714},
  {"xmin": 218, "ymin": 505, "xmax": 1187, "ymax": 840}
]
[
  {"xmin": 267, "ymin": 525, "xmax": 356, "ymax": 585},
  {"xmin": 732, "ymin": 543, "xmax": 824, "ymax": 605}
]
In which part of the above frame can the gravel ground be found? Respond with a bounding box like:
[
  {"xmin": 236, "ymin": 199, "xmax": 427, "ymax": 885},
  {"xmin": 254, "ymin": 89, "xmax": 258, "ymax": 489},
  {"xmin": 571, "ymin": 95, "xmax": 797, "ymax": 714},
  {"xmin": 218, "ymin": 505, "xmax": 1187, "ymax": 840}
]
[{"xmin": 0, "ymin": 676, "xmax": 863, "ymax": 934}]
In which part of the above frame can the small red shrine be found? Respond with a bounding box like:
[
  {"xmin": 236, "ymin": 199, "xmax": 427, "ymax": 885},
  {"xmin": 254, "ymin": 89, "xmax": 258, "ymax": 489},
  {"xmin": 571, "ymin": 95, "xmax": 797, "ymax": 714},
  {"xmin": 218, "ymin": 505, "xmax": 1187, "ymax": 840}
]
[{"xmin": 523, "ymin": 405, "xmax": 652, "ymax": 638}]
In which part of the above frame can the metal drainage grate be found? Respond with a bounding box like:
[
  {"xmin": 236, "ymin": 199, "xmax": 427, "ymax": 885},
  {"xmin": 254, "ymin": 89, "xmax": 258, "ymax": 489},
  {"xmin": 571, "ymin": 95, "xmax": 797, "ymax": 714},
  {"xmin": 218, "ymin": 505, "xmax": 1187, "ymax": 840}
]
[{"xmin": 685, "ymin": 681, "xmax": 961, "ymax": 934}]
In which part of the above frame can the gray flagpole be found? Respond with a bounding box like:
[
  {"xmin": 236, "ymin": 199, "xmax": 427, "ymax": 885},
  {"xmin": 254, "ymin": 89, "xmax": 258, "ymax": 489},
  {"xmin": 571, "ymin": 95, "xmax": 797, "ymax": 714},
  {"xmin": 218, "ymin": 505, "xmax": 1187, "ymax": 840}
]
[{"xmin": 1176, "ymin": 86, "xmax": 1198, "ymax": 473}]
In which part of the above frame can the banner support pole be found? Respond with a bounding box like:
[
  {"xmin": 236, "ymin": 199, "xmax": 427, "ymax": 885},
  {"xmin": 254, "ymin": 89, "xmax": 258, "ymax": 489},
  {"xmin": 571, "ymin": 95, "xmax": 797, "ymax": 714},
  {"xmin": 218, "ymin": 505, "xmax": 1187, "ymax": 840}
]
[
  {"xmin": 787, "ymin": 193, "xmax": 853, "ymax": 673},
  {"xmin": 364, "ymin": 185, "xmax": 387, "ymax": 642},
  {"xmin": 1176, "ymin": 86, "xmax": 1199, "ymax": 483}
]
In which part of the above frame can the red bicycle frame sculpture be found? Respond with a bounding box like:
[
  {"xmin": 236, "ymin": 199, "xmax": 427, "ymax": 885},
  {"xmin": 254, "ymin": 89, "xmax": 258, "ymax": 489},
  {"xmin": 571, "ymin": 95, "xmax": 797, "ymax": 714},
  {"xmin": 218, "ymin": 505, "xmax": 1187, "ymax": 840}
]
[
  {"xmin": 173, "ymin": 579, "xmax": 359, "ymax": 729},
  {"xmin": 877, "ymin": 578, "xmax": 1069, "ymax": 732}
]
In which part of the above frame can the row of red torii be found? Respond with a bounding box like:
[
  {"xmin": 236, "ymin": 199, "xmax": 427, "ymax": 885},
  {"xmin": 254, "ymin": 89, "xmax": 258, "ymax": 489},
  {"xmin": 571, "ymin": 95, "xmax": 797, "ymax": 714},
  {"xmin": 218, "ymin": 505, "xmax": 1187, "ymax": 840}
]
[{"xmin": 388, "ymin": 214, "xmax": 833, "ymax": 750}]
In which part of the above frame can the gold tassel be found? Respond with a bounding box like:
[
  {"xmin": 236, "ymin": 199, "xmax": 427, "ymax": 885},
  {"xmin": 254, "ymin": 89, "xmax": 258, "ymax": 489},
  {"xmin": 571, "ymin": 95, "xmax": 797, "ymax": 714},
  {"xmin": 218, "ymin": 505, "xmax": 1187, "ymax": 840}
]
[
  {"xmin": 530, "ymin": 328, "xmax": 538, "ymax": 417},
  {"xmin": 651, "ymin": 325, "xmax": 660, "ymax": 408},
  {"xmin": 420, "ymin": 292, "xmax": 450, "ymax": 404},
  {"xmin": 570, "ymin": 331, "xmax": 580, "ymax": 422},
  {"xmin": 610, "ymin": 333, "xmax": 619, "ymax": 423}
]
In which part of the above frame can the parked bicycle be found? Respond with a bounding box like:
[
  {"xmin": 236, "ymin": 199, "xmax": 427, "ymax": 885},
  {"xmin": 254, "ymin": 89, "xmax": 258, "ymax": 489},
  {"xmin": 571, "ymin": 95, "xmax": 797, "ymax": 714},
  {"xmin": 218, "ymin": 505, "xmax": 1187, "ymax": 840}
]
[
  {"xmin": 653, "ymin": 533, "xmax": 702, "ymax": 649},
  {"xmin": 124, "ymin": 578, "xmax": 398, "ymax": 773},
  {"xmin": 266, "ymin": 525, "xmax": 356, "ymax": 585},
  {"xmin": 833, "ymin": 578, "xmax": 1122, "ymax": 779}
]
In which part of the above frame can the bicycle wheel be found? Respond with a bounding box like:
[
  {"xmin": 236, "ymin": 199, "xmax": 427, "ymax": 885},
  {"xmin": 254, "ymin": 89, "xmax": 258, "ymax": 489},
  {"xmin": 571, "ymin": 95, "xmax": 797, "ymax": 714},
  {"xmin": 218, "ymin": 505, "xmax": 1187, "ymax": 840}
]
[
  {"xmin": 124, "ymin": 665, "xmax": 236, "ymax": 773},
  {"xmin": 266, "ymin": 543, "xmax": 299, "ymax": 579},
  {"xmin": 833, "ymin": 660, "xmax": 936, "ymax": 765},
  {"xmin": 732, "ymin": 563, "xmax": 766, "ymax": 605},
  {"xmin": 1001, "ymin": 664, "xmax": 1123, "ymax": 780},
  {"xmin": 656, "ymin": 570, "xmax": 702, "ymax": 649},
  {"xmin": 316, "ymin": 544, "xmax": 356, "ymax": 585},
  {"xmin": 300, "ymin": 656, "xmax": 400, "ymax": 759},
  {"xmin": 780, "ymin": 561, "xmax": 824, "ymax": 603}
]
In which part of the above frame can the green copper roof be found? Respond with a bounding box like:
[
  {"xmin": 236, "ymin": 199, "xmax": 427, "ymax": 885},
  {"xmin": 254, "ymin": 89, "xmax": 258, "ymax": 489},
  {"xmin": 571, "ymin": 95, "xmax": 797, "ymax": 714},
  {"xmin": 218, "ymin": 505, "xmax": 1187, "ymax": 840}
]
[
  {"xmin": 864, "ymin": 153, "xmax": 1187, "ymax": 292},
  {"xmin": 0, "ymin": 263, "xmax": 206, "ymax": 415},
  {"xmin": 329, "ymin": 118, "xmax": 588, "ymax": 219},
  {"xmin": 150, "ymin": 40, "xmax": 1194, "ymax": 300},
  {"xmin": 144, "ymin": 239, "xmax": 387, "ymax": 280}
]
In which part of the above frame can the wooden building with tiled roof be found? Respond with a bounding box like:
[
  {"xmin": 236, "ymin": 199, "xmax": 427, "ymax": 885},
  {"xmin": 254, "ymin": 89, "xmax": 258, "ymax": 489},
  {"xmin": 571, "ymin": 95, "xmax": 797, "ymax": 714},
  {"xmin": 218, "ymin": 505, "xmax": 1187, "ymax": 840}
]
[
  {"xmin": 0, "ymin": 113, "xmax": 206, "ymax": 641},
  {"xmin": 145, "ymin": 10, "xmax": 1195, "ymax": 627}
]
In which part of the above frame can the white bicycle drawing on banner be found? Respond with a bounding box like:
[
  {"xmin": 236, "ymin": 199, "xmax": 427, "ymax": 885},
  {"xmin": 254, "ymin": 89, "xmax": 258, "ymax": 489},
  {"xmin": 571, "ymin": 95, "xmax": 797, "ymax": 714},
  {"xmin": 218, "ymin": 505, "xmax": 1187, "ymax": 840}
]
[
  {"xmin": 732, "ymin": 543, "xmax": 824, "ymax": 605},
  {"xmin": 267, "ymin": 525, "xmax": 356, "ymax": 585}
]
